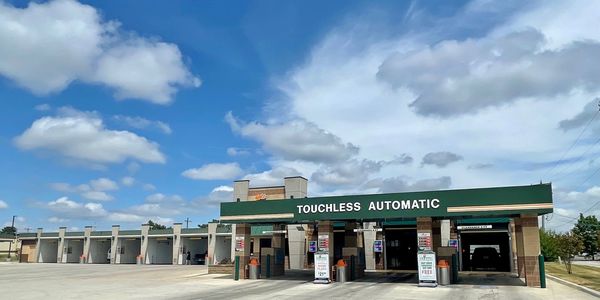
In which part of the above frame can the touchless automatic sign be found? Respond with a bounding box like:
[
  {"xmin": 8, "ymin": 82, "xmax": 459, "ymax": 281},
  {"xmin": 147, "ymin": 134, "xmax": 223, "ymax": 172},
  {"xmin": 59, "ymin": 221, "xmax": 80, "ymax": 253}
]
[{"xmin": 296, "ymin": 198, "xmax": 440, "ymax": 215}]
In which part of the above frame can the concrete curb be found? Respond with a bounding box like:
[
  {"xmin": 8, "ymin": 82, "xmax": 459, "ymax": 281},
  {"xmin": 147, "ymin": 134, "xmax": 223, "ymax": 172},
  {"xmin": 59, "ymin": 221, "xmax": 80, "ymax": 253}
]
[{"xmin": 547, "ymin": 274, "xmax": 600, "ymax": 298}]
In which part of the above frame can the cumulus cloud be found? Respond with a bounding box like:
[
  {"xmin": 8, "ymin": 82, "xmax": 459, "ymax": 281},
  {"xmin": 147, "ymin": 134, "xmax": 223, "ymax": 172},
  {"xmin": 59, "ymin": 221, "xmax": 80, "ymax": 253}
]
[
  {"xmin": 226, "ymin": 112, "xmax": 359, "ymax": 163},
  {"xmin": 311, "ymin": 159, "xmax": 384, "ymax": 187},
  {"xmin": 243, "ymin": 166, "xmax": 303, "ymax": 187},
  {"xmin": 378, "ymin": 29, "xmax": 600, "ymax": 117},
  {"xmin": 182, "ymin": 162, "xmax": 243, "ymax": 180},
  {"xmin": 559, "ymin": 98, "xmax": 600, "ymax": 132},
  {"xmin": 47, "ymin": 197, "xmax": 108, "ymax": 218},
  {"xmin": 198, "ymin": 185, "xmax": 234, "ymax": 207},
  {"xmin": 0, "ymin": 0, "xmax": 199, "ymax": 103},
  {"xmin": 48, "ymin": 217, "xmax": 68, "ymax": 223},
  {"xmin": 366, "ymin": 176, "xmax": 452, "ymax": 193},
  {"xmin": 227, "ymin": 147, "xmax": 250, "ymax": 156},
  {"xmin": 50, "ymin": 177, "xmax": 118, "ymax": 201},
  {"xmin": 468, "ymin": 163, "xmax": 493, "ymax": 169},
  {"xmin": 113, "ymin": 115, "xmax": 172, "ymax": 134},
  {"xmin": 34, "ymin": 104, "xmax": 51, "ymax": 111},
  {"xmin": 547, "ymin": 186, "xmax": 600, "ymax": 231},
  {"xmin": 0, "ymin": 200, "xmax": 7, "ymax": 209},
  {"xmin": 14, "ymin": 108, "xmax": 165, "ymax": 165},
  {"xmin": 121, "ymin": 176, "xmax": 135, "ymax": 187},
  {"xmin": 421, "ymin": 152, "xmax": 463, "ymax": 168}
]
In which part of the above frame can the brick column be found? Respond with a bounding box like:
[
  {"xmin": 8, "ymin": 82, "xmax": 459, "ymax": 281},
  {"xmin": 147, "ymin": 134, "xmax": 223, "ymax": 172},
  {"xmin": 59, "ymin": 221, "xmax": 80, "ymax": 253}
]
[
  {"xmin": 235, "ymin": 224, "xmax": 251, "ymax": 279},
  {"xmin": 317, "ymin": 221, "xmax": 334, "ymax": 268},
  {"xmin": 514, "ymin": 218, "xmax": 525, "ymax": 278},
  {"xmin": 271, "ymin": 224, "xmax": 286, "ymax": 275},
  {"xmin": 417, "ymin": 217, "xmax": 433, "ymax": 250},
  {"xmin": 521, "ymin": 215, "xmax": 541, "ymax": 287}
]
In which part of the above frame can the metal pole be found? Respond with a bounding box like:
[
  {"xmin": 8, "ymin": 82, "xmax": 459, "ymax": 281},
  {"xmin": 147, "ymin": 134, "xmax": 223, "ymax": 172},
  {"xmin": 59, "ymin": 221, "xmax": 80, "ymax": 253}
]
[{"xmin": 8, "ymin": 215, "xmax": 15, "ymax": 259}]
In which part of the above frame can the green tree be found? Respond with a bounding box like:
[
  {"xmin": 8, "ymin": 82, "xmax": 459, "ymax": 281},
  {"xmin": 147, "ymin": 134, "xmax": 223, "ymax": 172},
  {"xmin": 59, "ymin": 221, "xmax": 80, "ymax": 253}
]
[
  {"xmin": 540, "ymin": 229, "xmax": 559, "ymax": 261},
  {"xmin": 572, "ymin": 214, "xmax": 600, "ymax": 260},
  {"xmin": 556, "ymin": 232, "xmax": 584, "ymax": 274},
  {"xmin": 0, "ymin": 226, "xmax": 16, "ymax": 236},
  {"xmin": 147, "ymin": 220, "xmax": 166, "ymax": 230}
]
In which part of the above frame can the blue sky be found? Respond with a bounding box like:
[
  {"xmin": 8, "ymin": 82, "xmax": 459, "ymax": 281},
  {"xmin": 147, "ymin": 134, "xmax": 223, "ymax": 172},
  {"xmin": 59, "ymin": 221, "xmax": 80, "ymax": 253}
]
[{"xmin": 1, "ymin": 0, "xmax": 600, "ymax": 232}]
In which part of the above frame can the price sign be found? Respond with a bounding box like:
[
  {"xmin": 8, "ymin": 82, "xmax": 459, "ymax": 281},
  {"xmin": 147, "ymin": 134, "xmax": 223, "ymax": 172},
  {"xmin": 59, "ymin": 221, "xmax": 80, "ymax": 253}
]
[
  {"xmin": 235, "ymin": 236, "xmax": 245, "ymax": 252},
  {"xmin": 314, "ymin": 252, "xmax": 330, "ymax": 284},
  {"xmin": 318, "ymin": 234, "xmax": 329, "ymax": 252},
  {"xmin": 418, "ymin": 232, "xmax": 432, "ymax": 251},
  {"xmin": 417, "ymin": 250, "xmax": 437, "ymax": 287}
]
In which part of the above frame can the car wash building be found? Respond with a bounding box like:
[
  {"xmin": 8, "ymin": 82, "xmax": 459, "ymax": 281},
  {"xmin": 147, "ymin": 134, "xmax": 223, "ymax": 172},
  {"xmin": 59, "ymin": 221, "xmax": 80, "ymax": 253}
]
[{"xmin": 220, "ymin": 177, "xmax": 553, "ymax": 287}]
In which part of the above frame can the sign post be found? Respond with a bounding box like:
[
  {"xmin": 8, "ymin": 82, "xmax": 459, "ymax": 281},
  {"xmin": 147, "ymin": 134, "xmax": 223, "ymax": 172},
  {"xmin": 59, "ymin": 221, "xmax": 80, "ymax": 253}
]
[
  {"xmin": 314, "ymin": 252, "xmax": 330, "ymax": 284},
  {"xmin": 417, "ymin": 250, "xmax": 437, "ymax": 287}
]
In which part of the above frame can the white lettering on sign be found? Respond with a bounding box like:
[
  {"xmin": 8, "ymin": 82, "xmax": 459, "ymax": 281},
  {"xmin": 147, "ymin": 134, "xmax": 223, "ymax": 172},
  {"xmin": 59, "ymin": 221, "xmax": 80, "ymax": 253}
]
[{"xmin": 296, "ymin": 198, "xmax": 440, "ymax": 215}]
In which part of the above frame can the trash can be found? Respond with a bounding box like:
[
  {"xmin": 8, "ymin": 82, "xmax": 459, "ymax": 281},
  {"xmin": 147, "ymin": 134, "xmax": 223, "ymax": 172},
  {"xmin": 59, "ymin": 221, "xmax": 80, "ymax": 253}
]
[
  {"xmin": 249, "ymin": 258, "xmax": 260, "ymax": 279},
  {"xmin": 438, "ymin": 260, "xmax": 450, "ymax": 286},
  {"xmin": 336, "ymin": 259, "xmax": 347, "ymax": 283}
]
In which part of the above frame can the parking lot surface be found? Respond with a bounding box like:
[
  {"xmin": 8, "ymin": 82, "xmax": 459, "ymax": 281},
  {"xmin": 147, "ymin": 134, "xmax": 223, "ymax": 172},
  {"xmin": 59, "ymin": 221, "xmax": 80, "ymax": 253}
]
[{"xmin": 0, "ymin": 263, "xmax": 596, "ymax": 300}]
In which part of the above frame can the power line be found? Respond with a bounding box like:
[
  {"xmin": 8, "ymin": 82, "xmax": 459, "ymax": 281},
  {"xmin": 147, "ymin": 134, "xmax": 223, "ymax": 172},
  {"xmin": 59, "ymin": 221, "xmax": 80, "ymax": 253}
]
[{"xmin": 543, "ymin": 100, "xmax": 600, "ymax": 180}]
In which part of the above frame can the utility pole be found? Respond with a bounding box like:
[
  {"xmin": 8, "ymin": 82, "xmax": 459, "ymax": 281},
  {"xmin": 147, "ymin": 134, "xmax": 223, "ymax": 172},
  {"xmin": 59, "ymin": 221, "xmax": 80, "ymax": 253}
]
[
  {"xmin": 8, "ymin": 215, "xmax": 15, "ymax": 259},
  {"xmin": 184, "ymin": 217, "xmax": 191, "ymax": 229}
]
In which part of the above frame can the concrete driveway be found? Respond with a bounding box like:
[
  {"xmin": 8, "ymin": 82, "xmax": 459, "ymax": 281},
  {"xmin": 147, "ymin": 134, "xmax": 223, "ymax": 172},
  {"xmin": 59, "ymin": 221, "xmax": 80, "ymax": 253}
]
[{"xmin": 0, "ymin": 263, "xmax": 596, "ymax": 300}]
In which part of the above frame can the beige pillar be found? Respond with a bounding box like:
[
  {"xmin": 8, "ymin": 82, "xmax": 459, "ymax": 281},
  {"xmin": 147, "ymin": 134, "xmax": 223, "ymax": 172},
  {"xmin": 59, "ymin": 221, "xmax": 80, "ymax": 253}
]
[
  {"xmin": 208, "ymin": 223, "xmax": 217, "ymax": 265},
  {"xmin": 172, "ymin": 223, "xmax": 182, "ymax": 265},
  {"xmin": 57, "ymin": 227, "xmax": 66, "ymax": 263},
  {"xmin": 235, "ymin": 224, "xmax": 251, "ymax": 279},
  {"xmin": 233, "ymin": 180, "xmax": 249, "ymax": 201},
  {"xmin": 33, "ymin": 228, "xmax": 43, "ymax": 263},
  {"xmin": 140, "ymin": 224, "xmax": 150, "ymax": 264},
  {"xmin": 514, "ymin": 218, "xmax": 525, "ymax": 278},
  {"xmin": 521, "ymin": 214, "xmax": 541, "ymax": 287},
  {"xmin": 510, "ymin": 220, "xmax": 518, "ymax": 273},
  {"xmin": 110, "ymin": 225, "xmax": 119, "ymax": 264},
  {"xmin": 83, "ymin": 226, "xmax": 92, "ymax": 263},
  {"xmin": 363, "ymin": 222, "xmax": 377, "ymax": 270}
]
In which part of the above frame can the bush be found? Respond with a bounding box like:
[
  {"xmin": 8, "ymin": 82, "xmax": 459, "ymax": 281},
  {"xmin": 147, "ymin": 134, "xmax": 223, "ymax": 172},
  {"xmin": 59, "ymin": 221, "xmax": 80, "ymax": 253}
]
[{"xmin": 540, "ymin": 229, "xmax": 559, "ymax": 261}]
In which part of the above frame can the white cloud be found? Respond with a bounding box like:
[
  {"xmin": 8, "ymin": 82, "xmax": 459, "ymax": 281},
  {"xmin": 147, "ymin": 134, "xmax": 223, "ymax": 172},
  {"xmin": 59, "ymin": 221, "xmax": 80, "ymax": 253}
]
[
  {"xmin": 227, "ymin": 147, "xmax": 250, "ymax": 156},
  {"xmin": 34, "ymin": 104, "xmax": 51, "ymax": 111},
  {"xmin": 182, "ymin": 162, "xmax": 243, "ymax": 180},
  {"xmin": 145, "ymin": 193, "xmax": 184, "ymax": 203},
  {"xmin": 15, "ymin": 108, "xmax": 166, "ymax": 165},
  {"xmin": 121, "ymin": 176, "xmax": 135, "ymax": 187},
  {"xmin": 226, "ymin": 112, "xmax": 359, "ymax": 163},
  {"xmin": 311, "ymin": 159, "xmax": 384, "ymax": 187},
  {"xmin": 0, "ymin": 200, "xmax": 7, "ymax": 209},
  {"xmin": 198, "ymin": 185, "xmax": 234, "ymax": 207},
  {"xmin": 113, "ymin": 115, "xmax": 172, "ymax": 134},
  {"xmin": 243, "ymin": 166, "xmax": 303, "ymax": 187},
  {"xmin": 0, "ymin": 0, "xmax": 199, "ymax": 103},
  {"xmin": 377, "ymin": 29, "xmax": 600, "ymax": 117},
  {"xmin": 365, "ymin": 176, "xmax": 452, "ymax": 193},
  {"xmin": 142, "ymin": 183, "xmax": 156, "ymax": 191},
  {"xmin": 50, "ymin": 177, "xmax": 118, "ymax": 201},
  {"xmin": 90, "ymin": 178, "xmax": 118, "ymax": 191},
  {"xmin": 48, "ymin": 217, "xmax": 68, "ymax": 223},
  {"xmin": 47, "ymin": 196, "xmax": 108, "ymax": 218}
]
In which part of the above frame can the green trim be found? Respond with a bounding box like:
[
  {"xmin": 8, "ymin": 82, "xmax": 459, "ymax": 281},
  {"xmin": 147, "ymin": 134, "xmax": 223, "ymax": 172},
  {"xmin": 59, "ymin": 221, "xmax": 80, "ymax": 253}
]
[
  {"xmin": 91, "ymin": 231, "xmax": 112, "ymax": 236},
  {"xmin": 119, "ymin": 230, "xmax": 142, "ymax": 236},
  {"xmin": 220, "ymin": 184, "xmax": 553, "ymax": 223},
  {"xmin": 216, "ymin": 225, "xmax": 231, "ymax": 233},
  {"xmin": 65, "ymin": 231, "xmax": 85, "ymax": 236},
  {"xmin": 251, "ymin": 225, "xmax": 273, "ymax": 236},
  {"xmin": 148, "ymin": 229, "xmax": 173, "ymax": 235},
  {"xmin": 18, "ymin": 233, "xmax": 36, "ymax": 238},
  {"xmin": 383, "ymin": 220, "xmax": 417, "ymax": 226},
  {"xmin": 41, "ymin": 232, "xmax": 59, "ymax": 237},
  {"xmin": 181, "ymin": 228, "xmax": 208, "ymax": 234},
  {"xmin": 455, "ymin": 217, "xmax": 510, "ymax": 224}
]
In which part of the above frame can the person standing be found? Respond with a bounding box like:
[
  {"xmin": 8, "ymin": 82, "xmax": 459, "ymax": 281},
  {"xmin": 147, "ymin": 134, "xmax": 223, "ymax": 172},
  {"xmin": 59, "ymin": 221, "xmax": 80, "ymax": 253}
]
[{"xmin": 186, "ymin": 251, "xmax": 191, "ymax": 265}]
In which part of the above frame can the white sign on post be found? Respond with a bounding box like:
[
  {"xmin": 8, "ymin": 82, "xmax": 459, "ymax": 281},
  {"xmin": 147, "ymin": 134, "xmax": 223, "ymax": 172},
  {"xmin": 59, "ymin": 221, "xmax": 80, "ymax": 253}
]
[
  {"xmin": 417, "ymin": 250, "xmax": 437, "ymax": 287},
  {"xmin": 314, "ymin": 252, "xmax": 330, "ymax": 284}
]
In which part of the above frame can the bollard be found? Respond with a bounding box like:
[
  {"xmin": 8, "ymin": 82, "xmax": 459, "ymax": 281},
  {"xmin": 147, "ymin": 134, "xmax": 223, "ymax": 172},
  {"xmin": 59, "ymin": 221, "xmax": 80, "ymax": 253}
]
[
  {"xmin": 234, "ymin": 256, "xmax": 240, "ymax": 281},
  {"xmin": 539, "ymin": 255, "xmax": 546, "ymax": 288},
  {"xmin": 266, "ymin": 255, "xmax": 271, "ymax": 278},
  {"xmin": 451, "ymin": 254, "xmax": 458, "ymax": 283}
]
